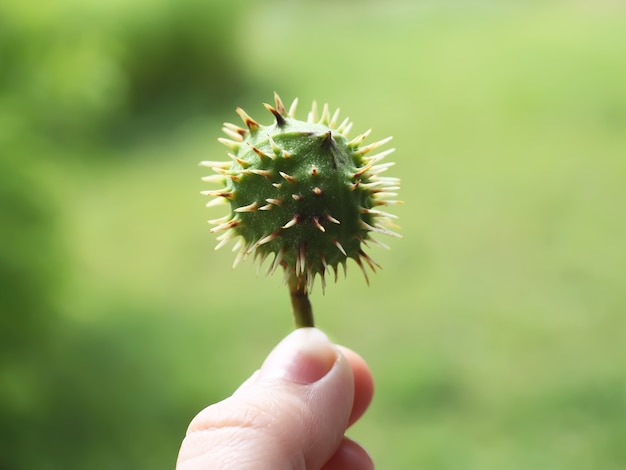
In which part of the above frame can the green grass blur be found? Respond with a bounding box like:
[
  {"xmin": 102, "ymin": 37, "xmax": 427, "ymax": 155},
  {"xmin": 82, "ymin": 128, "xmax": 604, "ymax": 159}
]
[{"xmin": 2, "ymin": 0, "xmax": 626, "ymax": 468}]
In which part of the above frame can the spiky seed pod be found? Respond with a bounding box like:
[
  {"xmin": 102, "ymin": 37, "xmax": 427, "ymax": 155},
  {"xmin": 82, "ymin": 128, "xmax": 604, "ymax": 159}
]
[{"xmin": 203, "ymin": 92, "xmax": 401, "ymax": 326}]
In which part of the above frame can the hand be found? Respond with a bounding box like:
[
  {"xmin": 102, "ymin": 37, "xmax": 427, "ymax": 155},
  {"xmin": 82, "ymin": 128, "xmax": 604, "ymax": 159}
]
[{"xmin": 176, "ymin": 328, "xmax": 374, "ymax": 469}]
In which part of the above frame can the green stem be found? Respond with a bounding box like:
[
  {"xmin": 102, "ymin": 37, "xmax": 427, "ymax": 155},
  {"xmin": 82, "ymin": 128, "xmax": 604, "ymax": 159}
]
[{"xmin": 288, "ymin": 273, "xmax": 314, "ymax": 328}]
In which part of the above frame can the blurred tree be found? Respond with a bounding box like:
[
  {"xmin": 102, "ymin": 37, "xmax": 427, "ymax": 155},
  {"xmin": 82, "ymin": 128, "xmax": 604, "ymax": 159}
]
[
  {"xmin": 120, "ymin": 0, "xmax": 248, "ymax": 119},
  {"xmin": 0, "ymin": 0, "xmax": 250, "ymax": 146},
  {"xmin": 0, "ymin": 90, "xmax": 203, "ymax": 470},
  {"xmin": 0, "ymin": 148, "xmax": 64, "ymax": 468}
]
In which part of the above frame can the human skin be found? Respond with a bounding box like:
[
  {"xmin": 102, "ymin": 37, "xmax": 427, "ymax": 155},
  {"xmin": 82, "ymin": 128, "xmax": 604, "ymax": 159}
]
[{"xmin": 176, "ymin": 328, "xmax": 374, "ymax": 470}]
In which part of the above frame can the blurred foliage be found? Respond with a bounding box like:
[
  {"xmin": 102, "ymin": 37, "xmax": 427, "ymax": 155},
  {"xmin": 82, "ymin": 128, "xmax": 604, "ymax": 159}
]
[
  {"xmin": 2, "ymin": 0, "xmax": 626, "ymax": 469},
  {"xmin": 0, "ymin": 0, "xmax": 248, "ymax": 144}
]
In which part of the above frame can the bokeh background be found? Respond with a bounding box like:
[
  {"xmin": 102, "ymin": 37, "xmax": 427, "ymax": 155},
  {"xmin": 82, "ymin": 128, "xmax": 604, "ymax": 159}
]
[{"xmin": 2, "ymin": 0, "xmax": 625, "ymax": 468}]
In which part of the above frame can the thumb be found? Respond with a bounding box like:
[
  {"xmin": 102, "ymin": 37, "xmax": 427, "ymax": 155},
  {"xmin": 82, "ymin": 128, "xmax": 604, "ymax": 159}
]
[{"xmin": 177, "ymin": 328, "xmax": 355, "ymax": 470}]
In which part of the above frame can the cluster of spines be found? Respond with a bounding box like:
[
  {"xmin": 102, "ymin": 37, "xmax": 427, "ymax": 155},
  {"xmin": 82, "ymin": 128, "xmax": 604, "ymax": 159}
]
[{"xmin": 202, "ymin": 92, "xmax": 402, "ymax": 293}]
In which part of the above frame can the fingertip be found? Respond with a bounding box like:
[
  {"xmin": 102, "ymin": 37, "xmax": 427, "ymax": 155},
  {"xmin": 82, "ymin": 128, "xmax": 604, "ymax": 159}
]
[
  {"xmin": 337, "ymin": 346, "xmax": 374, "ymax": 427},
  {"xmin": 259, "ymin": 327, "xmax": 338, "ymax": 384},
  {"xmin": 322, "ymin": 437, "xmax": 375, "ymax": 470}
]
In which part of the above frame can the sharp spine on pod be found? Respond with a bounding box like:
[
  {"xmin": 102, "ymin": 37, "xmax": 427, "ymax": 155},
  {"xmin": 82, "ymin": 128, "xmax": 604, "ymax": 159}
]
[
  {"xmin": 264, "ymin": 103, "xmax": 286, "ymax": 127},
  {"xmin": 348, "ymin": 128, "xmax": 372, "ymax": 148},
  {"xmin": 217, "ymin": 138, "xmax": 240, "ymax": 151},
  {"xmin": 236, "ymin": 107, "xmax": 260, "ymax": 132},
  {"xmin": 223, "ymin": 122, "xmax": 247, "ymax": 137},
  {"xmin": 234, "ymin": 201, "xmax": 259, "ymax": 213},
  {"xmin": 227, "ymin": 152, "xmax": 249, "ymax": 167},
  {"xmin": 312, "ymin": 216, "xmax": 325, "ymax": 232},
  {"xmin": 267, "ymin": 135, "xmax": 282, "ymax": 157},
  {"xmin": 282, "ymin": 215, "xmax": 299, "ymax": 229},
  {"xmin": 248, "ymin": 142, "xmax": 273, "ymax": 161},
  {"xmin": 279, "ymin": 171, "xmax": 296, "ymax": 184}
]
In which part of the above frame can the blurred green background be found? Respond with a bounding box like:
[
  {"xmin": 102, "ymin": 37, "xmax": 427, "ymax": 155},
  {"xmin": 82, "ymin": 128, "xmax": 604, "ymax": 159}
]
[{"xmin": 2, "ymin": 0, "xmax": 625, "ymax": 468}]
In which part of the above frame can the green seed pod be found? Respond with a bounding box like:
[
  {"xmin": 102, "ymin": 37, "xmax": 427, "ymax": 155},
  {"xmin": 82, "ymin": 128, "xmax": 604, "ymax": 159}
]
[{"xmin": 202, "ymin": 93, "xmax": 401, "ymax": 327}]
